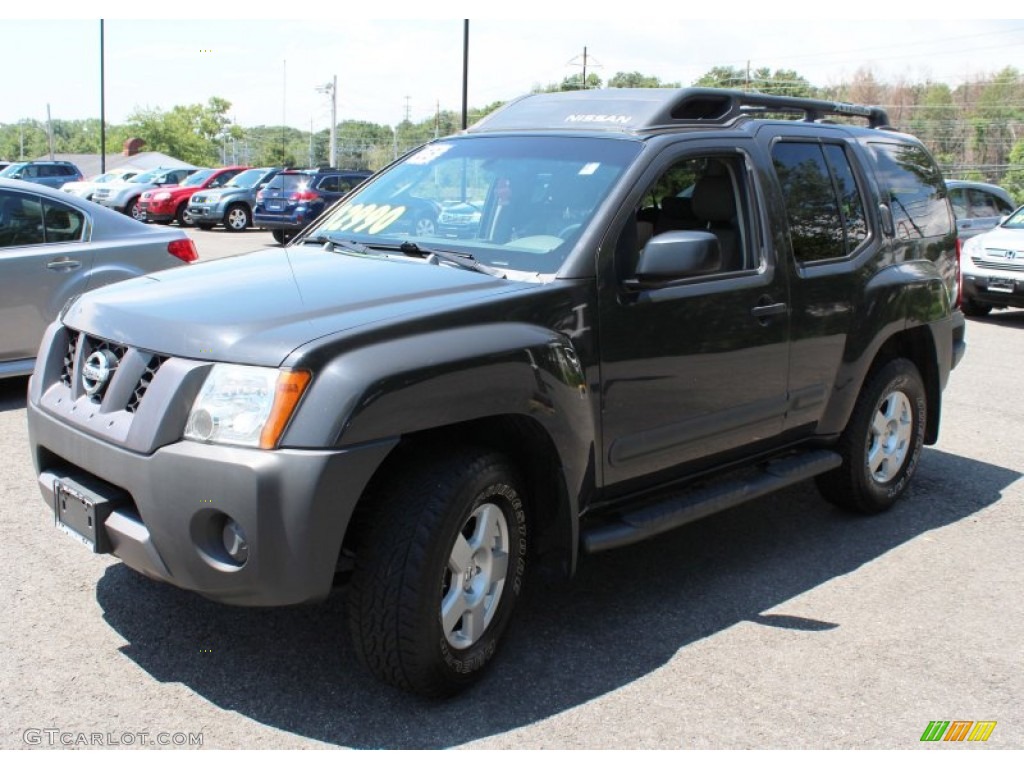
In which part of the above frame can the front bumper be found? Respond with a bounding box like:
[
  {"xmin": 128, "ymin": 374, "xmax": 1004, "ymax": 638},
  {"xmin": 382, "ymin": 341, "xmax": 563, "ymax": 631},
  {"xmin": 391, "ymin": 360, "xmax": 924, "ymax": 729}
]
[
  {"xmin": 962, "ymin": 272, "xmax": 1024, "ymax": 309},
  {"xmin": 27, "ymin": 324, "xmax": 395, "ymax": 606},
  {"xmin": 187, "ymin": 202, "xmax": 228, "ymax": 225}
]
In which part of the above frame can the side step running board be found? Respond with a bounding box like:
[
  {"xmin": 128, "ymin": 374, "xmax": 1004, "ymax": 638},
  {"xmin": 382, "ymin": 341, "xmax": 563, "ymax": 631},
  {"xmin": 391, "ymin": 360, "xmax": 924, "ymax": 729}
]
[{"xmin": 582, "ymin": 450, "xmax": 842, "ymax": 554}]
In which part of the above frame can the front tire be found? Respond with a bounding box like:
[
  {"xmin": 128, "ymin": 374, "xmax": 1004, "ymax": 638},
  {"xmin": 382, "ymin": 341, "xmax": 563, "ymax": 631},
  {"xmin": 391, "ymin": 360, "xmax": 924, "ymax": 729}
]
[
  {"xmin": 225, "ymin": 203, "xmax": 251, "ymax": 232},
  {"xmin": 961, "ymin": 298, "xmax": 992, "ymax": 317},
  {"xmin": 127, "ymin": 197, "xmax": 145, "ymax": 222},
  {"xmin": 816, "ymin": 358, "xmax": 926, "ymax": 514},
  {"xmin": 348, "ymin": 448, "xmax": 527, "ymax": 697}
]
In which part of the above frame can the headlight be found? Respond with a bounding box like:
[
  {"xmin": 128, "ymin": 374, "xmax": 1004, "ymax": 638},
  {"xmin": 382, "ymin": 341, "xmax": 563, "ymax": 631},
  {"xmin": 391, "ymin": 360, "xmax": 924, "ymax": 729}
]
[
  {"xmin": 961, "ymin": 235, "xmax": 983, "ymax": 261},
  {"xmin": 204, "ymin": 193, "xmax": 221, "ymax": 203},
  {"xmin": 153, "ymin": 191, "xmax": 172, "ymax": 201},
  {"xmin": 184, "ymin": 364, "xmax": 311, "ymax": 449}
]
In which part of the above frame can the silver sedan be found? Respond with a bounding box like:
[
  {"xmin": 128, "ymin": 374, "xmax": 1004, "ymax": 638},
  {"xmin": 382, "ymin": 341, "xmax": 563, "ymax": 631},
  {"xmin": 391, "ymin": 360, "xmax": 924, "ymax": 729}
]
[{"xmin": 0, "ymin": 178, "xmax": 198, "ymax": 379}]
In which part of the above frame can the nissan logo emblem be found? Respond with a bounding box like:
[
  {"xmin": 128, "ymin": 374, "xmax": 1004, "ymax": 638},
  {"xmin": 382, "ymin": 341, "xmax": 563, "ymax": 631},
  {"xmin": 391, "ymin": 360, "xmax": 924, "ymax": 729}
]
[{"xmin": 81, "ymin": 349, "xmax": 119, "ymax": 396}]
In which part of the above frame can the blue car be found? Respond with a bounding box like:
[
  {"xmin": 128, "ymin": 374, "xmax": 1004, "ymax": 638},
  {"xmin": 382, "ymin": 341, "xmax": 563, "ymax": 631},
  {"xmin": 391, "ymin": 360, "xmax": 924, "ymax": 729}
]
[
  {"xmin": 0, "ymin": 160, "xmax": 83, "ymax": 189},
  {"xmin": 253, "ymin": 168, "xmax": 371, "ymax": 243}
]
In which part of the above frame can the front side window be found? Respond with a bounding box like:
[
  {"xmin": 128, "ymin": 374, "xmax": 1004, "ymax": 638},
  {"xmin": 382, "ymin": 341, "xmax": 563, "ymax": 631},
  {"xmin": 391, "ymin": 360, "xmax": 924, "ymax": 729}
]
[
  {"xmin": 772, "ymin": 141, "xmax": 869, "ymax": 262},
  {"xmin": 309, "ymin": 136, "xmax": 640, "ymax": 275},
  {"xmin": 617, "ymin": 153, "xmax": 755, "ymax": 279}
]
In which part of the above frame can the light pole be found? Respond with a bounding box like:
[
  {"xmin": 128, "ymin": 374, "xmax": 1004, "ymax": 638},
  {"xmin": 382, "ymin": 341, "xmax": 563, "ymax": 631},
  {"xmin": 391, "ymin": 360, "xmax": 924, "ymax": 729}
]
[{"xmin": 317, "ymin": 76, "xmax": 337, "ymax": 168}]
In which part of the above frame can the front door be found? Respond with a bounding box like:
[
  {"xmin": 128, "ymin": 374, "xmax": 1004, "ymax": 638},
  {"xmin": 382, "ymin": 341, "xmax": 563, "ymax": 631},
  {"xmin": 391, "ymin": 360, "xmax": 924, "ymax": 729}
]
[{"xmin": 597, "ymin": 145, "xmax": 790, "ymax": 488}]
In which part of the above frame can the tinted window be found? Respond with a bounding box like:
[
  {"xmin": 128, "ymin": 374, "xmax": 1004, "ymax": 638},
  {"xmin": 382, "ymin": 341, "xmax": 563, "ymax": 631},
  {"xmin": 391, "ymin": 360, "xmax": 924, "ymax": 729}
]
[
  {"xmin": 772, "ymin": 141, "xmax": 869, "ymax": 262},
  {"xmin": 869, "ymin": 142, "xmax": 951, "ymax": 239},
  {"xmin": 42, "ymin": 198, "xmax": 85, "ymax": 242},
  {"xmin": 318, "ymin": 176, "xmax": 340, "ymax": 193},
  {"xmin": 0, "ymin": 191, "xmax": 44, "ymax": 246}
]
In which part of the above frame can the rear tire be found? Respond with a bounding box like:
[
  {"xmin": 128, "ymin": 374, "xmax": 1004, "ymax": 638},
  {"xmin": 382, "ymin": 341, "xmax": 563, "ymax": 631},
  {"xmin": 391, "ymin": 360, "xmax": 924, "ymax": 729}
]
[
  {"xmin": 271, "ymin": 229, "xmax": 292, "ymax": 244},
  {"xmin": 176, "ymin": 202, "xmax": 193, "ymax": 227},
  {"xmin": 348, "ymin": 448, "xmax": 527, "ymax": 697},
  {"xmin": 816, "ymin": 358, "xmax": 926, "ymax": 514}
]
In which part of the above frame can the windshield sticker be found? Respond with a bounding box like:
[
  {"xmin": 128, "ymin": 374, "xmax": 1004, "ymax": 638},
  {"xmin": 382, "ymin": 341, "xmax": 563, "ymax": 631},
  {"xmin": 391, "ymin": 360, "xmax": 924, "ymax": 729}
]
[
  {"xmin": 405, "ymin": 143, "xmax": 454, "ymax": 166},
  {"xmin": 578, "ymin": 162, "xmax": 600, "ymax": 176},
  {"xmin": 330, "ymin": 203, "xmax": 408, "ymax": 234}
]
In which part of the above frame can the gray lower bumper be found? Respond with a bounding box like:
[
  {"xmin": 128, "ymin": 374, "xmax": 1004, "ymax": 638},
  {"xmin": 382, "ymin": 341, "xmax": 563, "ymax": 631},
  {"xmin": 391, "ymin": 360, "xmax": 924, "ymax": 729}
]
[{"xmin": 28, "ymin": 398, "xmax": 395, "ymax": 606}]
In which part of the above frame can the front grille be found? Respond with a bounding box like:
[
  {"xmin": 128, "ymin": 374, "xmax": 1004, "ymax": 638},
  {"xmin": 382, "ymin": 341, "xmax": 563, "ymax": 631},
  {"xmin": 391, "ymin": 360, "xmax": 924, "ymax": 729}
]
[
  {"xmin": 60, "ymin": 331, "xmax": 163, "ymax": 414},
  {"xmin": 60, "ymin": 333, "xmax": 78, "ymax": 387},
  {"xmin": 126, "ymin": 355, "xmax": 167, "ymax": 414},
  {"xmin": 972, "ymin": 255, "xmax": 1024, "ymax": 272}
]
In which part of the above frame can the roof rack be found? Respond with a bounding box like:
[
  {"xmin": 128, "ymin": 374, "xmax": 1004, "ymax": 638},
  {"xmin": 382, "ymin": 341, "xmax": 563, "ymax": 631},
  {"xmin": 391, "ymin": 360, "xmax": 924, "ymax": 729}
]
[{"xmin": 468, "ymin": 87, "xmax": 892, "ymax": 134}]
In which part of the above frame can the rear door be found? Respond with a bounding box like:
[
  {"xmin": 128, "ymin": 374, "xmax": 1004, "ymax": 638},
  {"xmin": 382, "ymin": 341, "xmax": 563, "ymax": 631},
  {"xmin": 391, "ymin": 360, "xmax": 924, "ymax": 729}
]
[{"xmin": 0, "ymin": 191, "xmax": 92, "ymax": 362}]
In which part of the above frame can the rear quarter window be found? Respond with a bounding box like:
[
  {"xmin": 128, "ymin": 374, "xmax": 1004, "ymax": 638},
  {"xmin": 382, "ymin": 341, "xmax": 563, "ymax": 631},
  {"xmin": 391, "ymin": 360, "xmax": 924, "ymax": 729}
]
[{"xmin": 869, "ymin": 142, "xmax": 952, "ymax": 239}]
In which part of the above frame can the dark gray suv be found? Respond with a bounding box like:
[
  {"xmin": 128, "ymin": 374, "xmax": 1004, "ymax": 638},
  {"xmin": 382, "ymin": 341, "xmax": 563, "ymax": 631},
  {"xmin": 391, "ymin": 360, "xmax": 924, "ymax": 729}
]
[{"xmin": 0, "ymin": 161, "xmax": 83, "ymax": 189}]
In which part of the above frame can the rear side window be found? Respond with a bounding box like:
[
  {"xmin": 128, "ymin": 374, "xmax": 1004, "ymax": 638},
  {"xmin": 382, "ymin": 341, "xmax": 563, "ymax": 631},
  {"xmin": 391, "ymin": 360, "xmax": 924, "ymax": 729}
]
[
  {"xmin": 869, "ymin": 142, "xmax": 952, "ymax": 239},
  {"xmin": 772, "ymin": 141, "xmax": 869, "ymax": 262}
]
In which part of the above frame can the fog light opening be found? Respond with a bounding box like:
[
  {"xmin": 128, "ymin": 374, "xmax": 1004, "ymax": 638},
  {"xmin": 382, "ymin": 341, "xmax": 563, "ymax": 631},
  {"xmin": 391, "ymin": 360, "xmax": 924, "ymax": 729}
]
[{"xmin": 221, "ymin": 518, "xmax": 249, "ymax": 565}]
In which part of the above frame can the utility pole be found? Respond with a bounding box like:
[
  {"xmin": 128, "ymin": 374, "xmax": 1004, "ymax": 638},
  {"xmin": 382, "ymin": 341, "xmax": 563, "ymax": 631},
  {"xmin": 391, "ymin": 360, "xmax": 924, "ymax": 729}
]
[
  {"xmin": 46, "ymin": 104, "xmax": 55, "ymax": 160},
  {"xmin": 403, "ymin": 96, "xmax": 411, "ymax": 123},
  {"xmin": 316, "ymin": 75, "xmax": 337, "ymax": 167},
  {"xmin": 568, "ymin": 46, "xmax": 601, "ymax": 90},
  {"xmin": 461, "ymin": 20, "xmax": 469, "ymax": 129},
  {"xmin": 100, "ymin": 19, "xmax": 106, "ymax": 172}
]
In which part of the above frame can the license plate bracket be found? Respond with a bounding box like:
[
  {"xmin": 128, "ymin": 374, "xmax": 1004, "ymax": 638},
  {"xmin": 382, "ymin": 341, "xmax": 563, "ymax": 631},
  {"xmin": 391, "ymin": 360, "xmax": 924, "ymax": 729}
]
[
  {"xmin": 988, "ymin": 277, "xmax": 1015, "ymax": 293},
  {"xmin": 53, "ymin": 477, "xmax": 123, "ymax": 554}
]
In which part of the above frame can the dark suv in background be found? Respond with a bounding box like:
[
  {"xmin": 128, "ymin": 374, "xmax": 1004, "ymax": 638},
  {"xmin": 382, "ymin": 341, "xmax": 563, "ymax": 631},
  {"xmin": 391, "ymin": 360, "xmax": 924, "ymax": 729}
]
[
  {"xmin": 253, "ymin": 168, "xmax": 371, "ymax": 243},
  {"xmin": 0, "ymin": 161, "xmax": 83, "ymax": 188}
]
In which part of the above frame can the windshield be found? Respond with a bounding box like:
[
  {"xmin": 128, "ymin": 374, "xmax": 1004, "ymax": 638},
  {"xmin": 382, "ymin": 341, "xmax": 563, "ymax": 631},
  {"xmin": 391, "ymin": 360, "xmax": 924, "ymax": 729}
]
[
  {"xmin": 307, "ymin": 136, "xmax": 640, "ymax": 274},
  {"xmin": 131, "ymin": 169, "xmax": 169, "ymax": 184},
  {"xmin": 1002, "ymin": 206, "xmax": 1024, "ymax": 229},
  {"xmin": 225, "ymin": 168, "xmax": 271, "ymax": 189},
  {"xmin": 0, "ymin": 163, "xmax": 27, "ymax": 178},
  {"xmin": 182, "ymin": 169, "xmax": 216, "ymax": 187}
]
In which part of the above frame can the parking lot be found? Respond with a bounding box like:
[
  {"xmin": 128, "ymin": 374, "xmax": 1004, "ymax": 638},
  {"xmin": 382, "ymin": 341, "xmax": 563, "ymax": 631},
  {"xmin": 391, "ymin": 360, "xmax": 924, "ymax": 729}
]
[{"xmin": 0, "ymin": 228, "xmax": 1021, "ymax": 749}]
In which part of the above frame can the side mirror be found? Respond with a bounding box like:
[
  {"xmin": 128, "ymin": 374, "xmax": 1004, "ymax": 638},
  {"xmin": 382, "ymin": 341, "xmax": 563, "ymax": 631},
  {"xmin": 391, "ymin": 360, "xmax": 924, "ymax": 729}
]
[
  {"xmin": 635, "ymin": 231, "xmax": 721, "ymax": 282},
  {"xmin": 9, "ymin": 173, "xmax": 21, "ymax": 180}
]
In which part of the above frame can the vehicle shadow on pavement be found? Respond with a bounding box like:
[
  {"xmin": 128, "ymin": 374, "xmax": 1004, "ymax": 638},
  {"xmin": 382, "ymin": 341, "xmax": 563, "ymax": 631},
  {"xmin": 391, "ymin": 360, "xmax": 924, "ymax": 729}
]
[
  {"xmin": 96, "ymin": 447, "xmax": 1019, "ymax": 748},
  {"xmin": 0, "ymin": 376, "xmax": 29, "ymax": 413}
]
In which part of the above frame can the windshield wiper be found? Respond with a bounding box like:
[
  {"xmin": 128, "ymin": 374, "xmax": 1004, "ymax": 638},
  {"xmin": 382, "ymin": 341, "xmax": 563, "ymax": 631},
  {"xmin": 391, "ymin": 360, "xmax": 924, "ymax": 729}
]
[
  {"xmin": 308, "ymin": 235, "xmax": 505, "ymax": 278},
  {"xmin": 392, "ymin": 241, "xmax": 506, "ymax": 278},
  {"xmin": 305, "ymin": 234, "xmax": 372, "ymax": 254}
]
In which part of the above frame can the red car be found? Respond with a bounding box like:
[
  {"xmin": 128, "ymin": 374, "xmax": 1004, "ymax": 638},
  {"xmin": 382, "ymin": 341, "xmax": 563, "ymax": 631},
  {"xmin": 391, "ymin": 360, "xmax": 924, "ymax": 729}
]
[{"xmin": 139, "ymin": 166, "xmax": 248, "ymax": 226}]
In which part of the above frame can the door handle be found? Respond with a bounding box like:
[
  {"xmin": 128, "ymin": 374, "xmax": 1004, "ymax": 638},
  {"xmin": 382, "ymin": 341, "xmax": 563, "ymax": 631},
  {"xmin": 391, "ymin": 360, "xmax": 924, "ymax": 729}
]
[
  {"xmin": 751, "ymin": 302, "xmax": 787, "ymax": 318},
  {"xmin": 46, "ymin": 259, "xmax": 81, "ymax": 271}
]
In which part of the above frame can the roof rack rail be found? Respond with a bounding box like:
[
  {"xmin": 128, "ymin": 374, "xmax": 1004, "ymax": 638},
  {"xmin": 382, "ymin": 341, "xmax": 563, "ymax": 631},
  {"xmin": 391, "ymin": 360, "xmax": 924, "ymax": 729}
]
[{"xmin": 468, "ymin": 87, "xmax": 893, "ymax": 135}]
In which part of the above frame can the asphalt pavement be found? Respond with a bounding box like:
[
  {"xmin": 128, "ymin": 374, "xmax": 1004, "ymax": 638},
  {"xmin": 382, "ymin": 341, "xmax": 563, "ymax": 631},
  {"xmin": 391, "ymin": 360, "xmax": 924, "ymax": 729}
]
[{"xmin": 0, "ymin": 227, "xmax": 1020, "ymax": 749}]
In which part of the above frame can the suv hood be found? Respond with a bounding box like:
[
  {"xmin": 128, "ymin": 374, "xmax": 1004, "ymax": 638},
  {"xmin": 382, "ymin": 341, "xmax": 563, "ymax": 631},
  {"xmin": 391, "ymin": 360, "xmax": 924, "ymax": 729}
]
[{"xmin": 62, "ymin": 246, "xmax": 533, "ymax": 367}]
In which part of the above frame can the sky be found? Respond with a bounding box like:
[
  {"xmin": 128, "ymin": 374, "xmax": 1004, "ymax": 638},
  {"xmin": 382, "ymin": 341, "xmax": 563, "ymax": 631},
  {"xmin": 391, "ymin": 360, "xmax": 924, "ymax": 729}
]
[{"xmin": 1, "ymin": 8, "xmax": 1022, "ymax": 135}]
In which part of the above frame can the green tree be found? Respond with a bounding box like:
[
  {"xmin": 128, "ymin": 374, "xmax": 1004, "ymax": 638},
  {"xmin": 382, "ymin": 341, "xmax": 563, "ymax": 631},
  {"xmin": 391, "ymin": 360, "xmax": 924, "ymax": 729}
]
[
  {"xmin": 125, "ymin": 97, "xmax": 238, "ymax": 166},
  {"xmin": 1002, "ymin": 138, "xmax": 1024, "ymax": 203},
  {"xmin": 607, "ymin": 71, "xmax": 680, "ymax": 88},
  {"xmin": 693, "ymin": 66, "xmax": 813, "ymax": 97}
]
